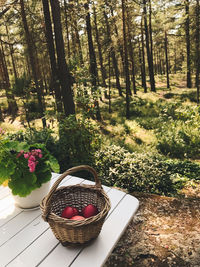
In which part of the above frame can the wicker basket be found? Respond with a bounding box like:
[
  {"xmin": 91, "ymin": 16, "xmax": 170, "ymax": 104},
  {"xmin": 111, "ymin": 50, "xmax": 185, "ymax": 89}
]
[{"xmin": 40, "ymin": 165, "xmax": 111, "ymax": 246}]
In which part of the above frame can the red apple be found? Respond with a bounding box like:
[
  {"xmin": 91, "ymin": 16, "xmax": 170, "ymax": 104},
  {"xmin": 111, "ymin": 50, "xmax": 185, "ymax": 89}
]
[
  {"xmin": 72, "ymin": 207, "xmax": 79, "ymax": 216},
  {"xmin": 61, "ymin": 206, "xmax": 78, "ymax": 219},
  {"xmin": 82, "ymin": 204, "xmax": 98, "ymax": 218},
  {"xmin": 70, "ymin": 215, "xmax": 85, "ymax": 221}
]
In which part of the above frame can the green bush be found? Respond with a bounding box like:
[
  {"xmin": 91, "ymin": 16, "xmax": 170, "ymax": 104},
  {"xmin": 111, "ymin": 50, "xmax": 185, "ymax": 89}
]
[
  {"xmin": 58, "ymin": 115, "xmax": 101, "ymax": 173},
  {"xmin": 165, "ymin": 159, "xmax": 200, "ymax": 181},
  {"xmin": 155, "ymin": 104, "xmax": 200, "ymax": 159},
  {"xmin": 95, "ymin": 145, "xmax": 200, "ymax": 195},
  {"xmin": 95, "ymin": 145, "xmax": 176, "ymax": 195},
  {"xmin": 156, "ymin": 120, "xmax": 200, "ymax": 159}
]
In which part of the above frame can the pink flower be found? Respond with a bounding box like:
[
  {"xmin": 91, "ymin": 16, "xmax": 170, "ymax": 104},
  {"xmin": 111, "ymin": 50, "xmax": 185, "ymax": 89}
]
[
  {"xmin": 24, "ymin": 153, "xmax": 29, "ymax": 159},
  {"xmin": 38, "ymin": 153, "xmax": 42, "ymax": 158},
  {"xmin": 29, "ymin": 165, "xmax": 35, "ymax": 172},
  {"xmin": 29, "ymin": 155, "xmax": 36, "ymax": 162},
  {"xmin": 28, "ymin": 160, "xmax": 36, "ymax": 172},
  {"xmin": 17, "ymin": 150, "xmax": 25, "ymax": 158}
]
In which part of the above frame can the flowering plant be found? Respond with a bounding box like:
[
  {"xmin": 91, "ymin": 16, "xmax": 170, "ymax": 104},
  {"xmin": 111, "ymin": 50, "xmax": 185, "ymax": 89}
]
[{"xmin": 0, "ymin": 137, "xmax": 59, "ymax": 197}]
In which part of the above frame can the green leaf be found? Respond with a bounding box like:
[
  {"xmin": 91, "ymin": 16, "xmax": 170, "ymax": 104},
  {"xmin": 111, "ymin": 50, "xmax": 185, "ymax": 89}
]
[
  {"xmin": 0, "ymin": 157, "xmax": 16, "ymax": 182},
  {"xmin": 48, "ymin": 154, "xmax": 60, "ymax": 173},
  {"xmin": 9, "ymin": 168, "xmax": 37, "ymax": 197}
]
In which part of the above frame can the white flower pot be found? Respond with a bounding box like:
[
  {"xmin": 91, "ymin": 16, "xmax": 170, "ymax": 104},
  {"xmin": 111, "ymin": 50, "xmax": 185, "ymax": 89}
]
[{"xmin": 13, "ymin": 181, "xmax": 50, "ymax": 209}]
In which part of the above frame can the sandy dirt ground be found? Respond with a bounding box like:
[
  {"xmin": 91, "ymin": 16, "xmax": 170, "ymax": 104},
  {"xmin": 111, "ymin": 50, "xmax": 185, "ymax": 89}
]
[{"xmin": 104, "ymin": 192, "xmax": 200, "ymax": 267}]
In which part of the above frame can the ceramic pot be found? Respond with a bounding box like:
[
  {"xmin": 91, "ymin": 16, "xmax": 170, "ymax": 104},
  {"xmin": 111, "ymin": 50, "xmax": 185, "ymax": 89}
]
[{"xmin": 13, "ymin": 181, "xmax": 50, "ymax": 209}]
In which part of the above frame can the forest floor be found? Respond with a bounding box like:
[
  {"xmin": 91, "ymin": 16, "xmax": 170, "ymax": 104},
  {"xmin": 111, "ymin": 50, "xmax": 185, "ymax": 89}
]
[{"xmin": 104, "ymin": 188, "xmax": 200, "ymax": 267}]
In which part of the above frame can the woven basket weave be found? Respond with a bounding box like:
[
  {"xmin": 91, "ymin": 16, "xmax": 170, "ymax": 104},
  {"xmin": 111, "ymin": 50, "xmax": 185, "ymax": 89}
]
[{"xmin": 40, "ymin": 165, "xmax": 111, "ymax": 246}]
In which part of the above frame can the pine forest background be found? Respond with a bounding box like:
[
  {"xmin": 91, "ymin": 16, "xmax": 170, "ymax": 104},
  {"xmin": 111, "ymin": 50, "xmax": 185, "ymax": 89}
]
[{"xmin": 0, "ymin": 0, "xmax": 200, "ymax": 197}]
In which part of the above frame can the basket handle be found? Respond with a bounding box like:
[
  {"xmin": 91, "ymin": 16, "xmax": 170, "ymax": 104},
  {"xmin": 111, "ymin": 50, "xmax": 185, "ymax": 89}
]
[{"xmin": 42, "ymin": 165, "xmax": 101, "ymax": 220}]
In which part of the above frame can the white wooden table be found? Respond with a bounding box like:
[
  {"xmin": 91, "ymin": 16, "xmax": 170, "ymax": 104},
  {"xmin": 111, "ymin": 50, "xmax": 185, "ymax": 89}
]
[{"xmin": 0, "ymin": 173, "xmax": 139, "ymax": 267}]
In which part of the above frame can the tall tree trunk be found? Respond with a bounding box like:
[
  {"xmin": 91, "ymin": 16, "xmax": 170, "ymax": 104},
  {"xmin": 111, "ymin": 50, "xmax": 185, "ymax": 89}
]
[
  {"xmin": 74, "ymin": 21, "xmax": 84, "ymax": 66},
  {"xmin": 71, "ymin": 25, "xmax": 77, "ymax": 58},
  {"xmin": 5, "ymin": 25, "xmax": 18, "ymax": 81},
  {"xmin": 50, "ymin": 0, "xmax": 75, "ymax": 116},
  {"xmin": 85, "ymin": 3, "xmax": 101, "ymax": 121},
  {"xmin": 185, "ymin": 0, "xmax": 192, "ymax": 88},
  {"xmin": 108, "ymin": 51, "xmax": 111, "ymax": 114},
  {"xmin": 164, "ymin": 31, "xmax": 170, "ymax": 89},
  {"xmin": 141, "ymin": 16, "xmax": 147, "ymax": 92},
  {"xmin": 195, "ymin": 0, "xmax": 200, "ymax": 104},
  {"xmin": 64, "ymin": 0, "xmax": 71, "ymax": 60},
  {"xmin": 85, "ymin": 3, "xmax": 98, "ymax": 87},
  {"xmin": 25, "ymin": 53, "xmax": 31, "ymax": 77},
  {"xmin": 127, "ymin": 8, "xmax": 136, "ymax": 95},
  {"xmin": 103, "ymin": 9, "xmax": 123, "ymax": 96},
  {"xmin": 0, "ymin": 106, "xmax": 4, "ymax": 121},
  {"xmin": 109, "ymin": 2, "xmax": 125, "ymax": 78},
  {"xmin": 42, "ymin": 0, "xmax": 63, "ymax": 114},
  {"xmin": 148, "ymin": 0, "xmax": 153, "ymax": 60},
  {"xmin": 174, "ymin": 45, "xmax": 177, "ymax": 74},
  {"xmin": 122, "ymin": 0, "xmax": 130, "ymax": 119},
  {"xmin": 143, "ymin": 0, "xmax": 156, "ymax": 92},
  {"xmin": 93, "ymin": 4, "xmax": 107, "ymax": 88},
  {"xmin": 0, "ymin": 42, "xmax": 18, "ymax": 116},
  {"xmin": 68, "ymin": 0, "xmax": 83, "ymax": 65},
  {"xmin": 20, "ymin": 0, "xmax": 46, "ymax": 127}
]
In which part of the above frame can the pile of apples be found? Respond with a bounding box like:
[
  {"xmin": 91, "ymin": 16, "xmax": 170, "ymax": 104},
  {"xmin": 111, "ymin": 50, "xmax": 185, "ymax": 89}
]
[{"xmin": 61, "ymin": 204, "xmax": 99, "ymax": 220}]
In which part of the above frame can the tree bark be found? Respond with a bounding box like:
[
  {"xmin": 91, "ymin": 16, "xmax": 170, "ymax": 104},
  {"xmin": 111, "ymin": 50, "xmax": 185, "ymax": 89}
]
[
  {"xmin": 174, "ymin": 45, "xmax": 177, "ymax": 74},
  {"xmin": 108, "ymin": 51, "xmax": 111, "ymax": 114},
  {"xmin": 127, "ymin": 8, "xmax": 136, "ymax": 95},
  {"xmin": 20, "ymin": 0, "xmax": 46, "ymax": 127},
  {"xmin": 185, "ymin": 0, "xmax": 192, "ymax": 88},
  {"xmin": 0, "ymin": 42, "xmax": 18, "ymax": 116},
  {"xmin": 50, "ymin": 0, "xmax": 75, "ymax": 116},
  {"xmin": 122, "ymin": 0, "xmax": 130, "ymax": 119},
  {"xmin": 42, "ymin": 0, "xmax": 63, "ymax": 114},
  {"xmin": 143, "ymin": 0, "xmax": 156, "ymax": 92},
  {"xmin": 141, "ymin": 16, "xmax": 147, "ymax": 92},
  {"xmin": 148, "ymin": 0, "xmax": 153, "ymax": 61},
  {"xmin": 109, "ymin": 2, "xmax": 125, "ymax": 78},
  {"xmin": 85, "ymin": 3, "xmax": 101, "ymax": 121},
  {"xmin": 195, "ymin": 0, "xmax": 200, "ymax": 104},
  {"xmin": 103, "ymin": 9, "xmax": 123, "ymax": 96},
  {"xmin": 5, "ymin": 25, "xmax": 18, "ymax": 81},
  {"xmin": 164, "ymin": 31, "xmax": 170, "ymax": 89},
  {"xmin": 93, "ymin": 4, "xmax": 107, "ymax": 88},
  {"xmin": 68, "ymin": 0, "xmax": 83, "ymax": 65},
  {"xmin": 64, "ymin": 0, "xmax": 71, "ymax": 60},
  {"xmin": 0, "ymin": 106, "xmax": 4, "ymax": 122}
]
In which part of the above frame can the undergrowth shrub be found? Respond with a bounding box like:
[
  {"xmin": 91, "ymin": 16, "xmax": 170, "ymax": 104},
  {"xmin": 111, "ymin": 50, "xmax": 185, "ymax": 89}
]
[
  {"xmin": 95, "ymin": 145, "xmax": 176, "ymax": 195},
  {"xmin": 58, "ymin": 115, "xmax": 101, "ymax": 173},
  {"xmin": 165, "ymin": 159, "xmax": 200, "ymax": 181},
  {"xmin": 156, "ymin": 118, "xmax": 200, "ymax": 159},
  {"xmin": 95, "ymin": 145, "xmax": 200, "ymax": 195}
]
